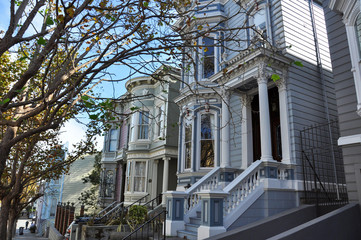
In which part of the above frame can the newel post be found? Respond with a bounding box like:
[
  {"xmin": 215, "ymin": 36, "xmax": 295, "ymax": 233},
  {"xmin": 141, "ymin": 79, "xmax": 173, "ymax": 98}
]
[{"xmin": 164, "ymin": 191, "xmax": 187, "ymax": 236}]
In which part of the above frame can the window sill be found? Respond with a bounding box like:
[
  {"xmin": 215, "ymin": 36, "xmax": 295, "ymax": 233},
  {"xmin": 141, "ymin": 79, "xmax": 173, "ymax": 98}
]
[{"xmin": 338, "ymin": 134, "xmax": 361, "ymax": 146}]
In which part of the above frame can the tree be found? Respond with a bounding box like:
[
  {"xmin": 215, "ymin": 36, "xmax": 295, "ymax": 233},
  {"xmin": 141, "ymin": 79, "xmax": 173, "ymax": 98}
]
[
  {"xmin": 78, "ymin": 152, "xmax": 102, "ymax": 213},
  {"xmin": 0, "ymin": 0, "xmax": 269, "ymax": 238}
]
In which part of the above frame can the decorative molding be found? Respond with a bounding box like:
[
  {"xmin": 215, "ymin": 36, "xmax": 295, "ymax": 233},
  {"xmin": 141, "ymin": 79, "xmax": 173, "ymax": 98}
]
[{"xmin": 338, "ymin": 134, "xmax": 361, "ymax": 146}]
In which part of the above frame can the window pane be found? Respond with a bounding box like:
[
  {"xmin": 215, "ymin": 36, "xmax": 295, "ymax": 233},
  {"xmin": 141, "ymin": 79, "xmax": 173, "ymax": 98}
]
[
  {"xmin": 138, "ymin": 111, "xmax": 149, "ymax": 139},
  {"xmin": 203, "ymin": 37, "xmax": 215, "ymax": 78},
  {"xmin": 201, "ymin": 114, "xmax": 214, "ymax": 167},
  {"xmin": 356, "ymin": 14, "xmax": 361, "ymax": 60},
  {"xmin": 254, "ymin": 8, "xmax": 267, "ymax": 38},
  {"xmin": 109, "ymin": 129, "xmax": 118, "ymax": 151},
  {"xmin": 134, "ymin": 162, "xmax": 146, "ymax": 192},
  {"xmin": 200, "ymin": 140, "xmax": 214, "ymax": 167},
  {"xmin": 184, "ymin": 123, "xmax": 192, "ymax": 169},
  {"xmin": 201, "ymin": 114, "xmax": 213, "ymax": 139}
]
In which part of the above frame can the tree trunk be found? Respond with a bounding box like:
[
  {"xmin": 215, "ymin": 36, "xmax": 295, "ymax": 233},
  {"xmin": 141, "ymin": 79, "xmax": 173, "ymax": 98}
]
[
  {"xmin": 0, "ymin": 197, "xmax": 11, "ymax": 240},
  {"xmin": 7, "ymin": 209, "xmax": 17, "ymax": 240}
]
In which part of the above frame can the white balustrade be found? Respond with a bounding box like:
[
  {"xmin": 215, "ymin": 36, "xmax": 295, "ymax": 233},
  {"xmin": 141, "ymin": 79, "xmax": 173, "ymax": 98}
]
[
  {"xmin": 223, "ymin": 160, "xmax": 263, "ymax": 216},
  {"xmin": 183, "ymin": 167, "xmax": 221, "ymax": 215}
]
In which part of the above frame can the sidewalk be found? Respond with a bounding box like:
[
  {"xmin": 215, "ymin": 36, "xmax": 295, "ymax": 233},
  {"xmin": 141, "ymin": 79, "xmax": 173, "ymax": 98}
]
[{"xmin": 13, "ymin": 228, "xmax": 48, "ymax": 240}]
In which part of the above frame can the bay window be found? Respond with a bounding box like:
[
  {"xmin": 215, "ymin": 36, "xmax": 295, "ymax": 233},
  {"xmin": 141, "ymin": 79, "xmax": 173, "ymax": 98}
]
[{"xmin": 248, "ymin": 2, "xmax": 271, "ymax": 44}]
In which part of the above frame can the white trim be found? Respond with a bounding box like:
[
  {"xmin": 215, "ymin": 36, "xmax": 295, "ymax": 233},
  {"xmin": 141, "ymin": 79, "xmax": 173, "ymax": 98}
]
[{"xmin": 338, "ymin": 134, "xmax": 361, "ymax": 146}]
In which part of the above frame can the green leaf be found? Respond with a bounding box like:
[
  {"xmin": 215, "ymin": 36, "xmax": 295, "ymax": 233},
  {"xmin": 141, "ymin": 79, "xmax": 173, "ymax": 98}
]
[
  {"xmin": 19, "ymin": 56, "xmax": 27, "ymax": 61},
  {"xmin": 89, "ymin": 114, "xmax": 98, "ymax": 120},
  {"xmin": 130, "ymin": 106, "xmax": 140, "ymax": 111},
  {"xmin": 81, "ymin": 95, "xmax": 90, "ymax": 101},
  {"xmin": 37, "ymin": 37, "xmax": 47, "ymax": 45},
  {"xmin": 46, "ymin": 16, "xmax": 54, "ymax": 26},
  {"xmin": 271, "ymin": 74, "xmax": 280, "ymax": 82},
  {"xmin": 293, "ymin": 61, "xmax": 303, "ymax": 67},
  {"xmin": 143, "ymin": 1, "xmax": 149, "ymax": 7},
  {"xmin": 0, "ymin": 98, "xmax": 10, "ymax": 105}
]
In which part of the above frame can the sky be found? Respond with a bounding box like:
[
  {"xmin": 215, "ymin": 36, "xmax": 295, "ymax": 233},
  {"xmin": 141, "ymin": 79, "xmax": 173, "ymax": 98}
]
[{"xmin": 0, "ymin": 2, "xmax": 130, "ymax": 153}]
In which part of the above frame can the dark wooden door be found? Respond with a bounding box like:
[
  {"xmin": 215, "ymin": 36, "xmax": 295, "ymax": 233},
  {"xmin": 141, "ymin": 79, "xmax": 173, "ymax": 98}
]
[{"xmin": 251, "ymin": 87, "xmax": 282, "ymax": 162}]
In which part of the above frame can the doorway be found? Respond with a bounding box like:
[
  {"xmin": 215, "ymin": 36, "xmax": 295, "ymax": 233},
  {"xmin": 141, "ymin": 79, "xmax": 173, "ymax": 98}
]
[{"xmin": 251, "ymin": 87, "xmax": 282, "ymax": 162}]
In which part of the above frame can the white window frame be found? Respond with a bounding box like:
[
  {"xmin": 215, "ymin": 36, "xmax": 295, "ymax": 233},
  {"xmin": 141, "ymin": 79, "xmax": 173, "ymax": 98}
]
[
  {"xmin": 182, "ymin": 114, "xmax": 194, "ymax": 172},
  {"xmin": 108, "ymin": 129, "xmax": 118, "ymax": 152},
  {"xmin": 196, "ymin": 110, "xmax": 218, "ymax": 170},
  {"xmin": 197, "ymin": 33, "xmax": 219, "ymax": 80},
  {"xmin": 248, "ymin": 2, "xmax": 272, "ymax": 45},
  {"xmin": 125, "ymin": 160, "xmax": 148, "ymax": 193},
  {"xmin": 345, "ymin": 10, "xmax": 361, "ymax": 117}
]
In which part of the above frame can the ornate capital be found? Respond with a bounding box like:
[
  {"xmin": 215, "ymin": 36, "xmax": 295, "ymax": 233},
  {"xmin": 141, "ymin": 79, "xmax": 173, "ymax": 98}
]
[
  {"xmin": 240, "ymin": 94, "xmax": 253, "ymax": 107},
  {"xmin": 221, "ymin": 87, "xmax": 230, "ymax": 101},
  {"xmin": 275, "ymin": 77, "xmax": 287, "ymax": 91}
]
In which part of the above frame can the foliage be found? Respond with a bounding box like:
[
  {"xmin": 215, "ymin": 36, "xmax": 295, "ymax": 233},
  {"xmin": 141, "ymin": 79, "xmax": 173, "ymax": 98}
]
[
  {"xmin": 78, "ymin": 152, "xmax": 102, "ymax": 213},
  {"xmin": 126, "ymin": 205, "xmax": 148, "ymax": 231}
]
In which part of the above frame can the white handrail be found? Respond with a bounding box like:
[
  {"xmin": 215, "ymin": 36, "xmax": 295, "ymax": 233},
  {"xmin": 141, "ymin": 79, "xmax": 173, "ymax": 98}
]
[
  {"xmin": 224, "ymin": 160, "xmax": 262, "ymax": 192},
  {"xmin": 185, "ymin": 167, "xmax": 221, "ymax": 194}
]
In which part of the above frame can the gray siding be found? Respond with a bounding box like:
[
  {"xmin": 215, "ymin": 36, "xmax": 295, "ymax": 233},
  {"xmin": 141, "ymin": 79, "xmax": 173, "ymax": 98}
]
[
  {"xmin": 229, "ymin": 93, "xmax": 242, "ymax": 168},
  {"xmin": 324, "ymin": 1, "xmax": 361, "ymax": 204}
]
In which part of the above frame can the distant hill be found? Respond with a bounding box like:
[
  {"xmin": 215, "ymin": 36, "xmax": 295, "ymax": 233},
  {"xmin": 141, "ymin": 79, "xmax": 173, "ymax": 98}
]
[{"xmin": 62, "ymin": 155, "xmax": 96, "ymax": 211}]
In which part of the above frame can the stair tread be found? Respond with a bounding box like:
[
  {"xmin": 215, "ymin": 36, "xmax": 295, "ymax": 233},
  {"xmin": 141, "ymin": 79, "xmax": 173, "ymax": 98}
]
[
  {"xmin": 185, "ymin": 223, "xmax": 200, "ymax": 227},
  {"xmin": 177, "ymin": 230, "xmax": 197, "ymax": 236}
]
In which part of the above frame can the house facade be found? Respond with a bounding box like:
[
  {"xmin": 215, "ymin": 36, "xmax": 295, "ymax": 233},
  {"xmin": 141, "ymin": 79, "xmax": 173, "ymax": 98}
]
[
  {"xmin": 165, "ymin": 0, "xmax": 344, "ymax": 239},
  {"xmin": 325, "ymin": 0, "xmax": 361, "ymax": 206},
  {"xmin": 100, "ymin": 67, "xmax": 180, "ymax": 206}
]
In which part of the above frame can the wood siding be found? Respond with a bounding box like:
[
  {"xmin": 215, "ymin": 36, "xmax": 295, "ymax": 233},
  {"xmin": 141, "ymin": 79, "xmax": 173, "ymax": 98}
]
[
  {"xmin": 324, "ymin": 1, "xmax": 361, "ymax": 204},
  {"xmin": 229, "ymin": 93, "xmax": 243, "ymax": 168}
]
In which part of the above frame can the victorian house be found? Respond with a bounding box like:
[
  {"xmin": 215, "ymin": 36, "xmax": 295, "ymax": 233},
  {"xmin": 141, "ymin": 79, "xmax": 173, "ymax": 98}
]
[
  {"xmin": 100, "ymin": 67, "xmax": 180, "ymax": 207},
  {"xmin": 165, "ymin": 0, "xmax": 348, "ymax": 239}
]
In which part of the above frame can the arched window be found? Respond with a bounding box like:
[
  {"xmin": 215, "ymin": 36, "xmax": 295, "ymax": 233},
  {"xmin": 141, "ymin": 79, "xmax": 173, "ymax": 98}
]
[{"xmin": 200, "ymin": 114, "xmax": 215, "ymax": 168}]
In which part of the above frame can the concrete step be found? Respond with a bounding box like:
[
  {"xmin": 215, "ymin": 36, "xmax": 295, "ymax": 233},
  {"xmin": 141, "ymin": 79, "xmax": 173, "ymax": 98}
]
[
  {"xmin": 185, "ymin": 223, "xmax": 200, "ymax": 232},
  {"xmin": 177, "ymin": 229, "xmax": 197, "ymax": 240},
  {"xmin": 189, "ymin": 216, "xmax": 201, "ymax": 225}
]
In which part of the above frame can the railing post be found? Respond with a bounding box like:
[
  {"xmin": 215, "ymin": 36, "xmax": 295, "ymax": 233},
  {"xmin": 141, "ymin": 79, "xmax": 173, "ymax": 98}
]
[
  {"xmin": 197, "ymin": 191, "xmax": 227, "ymax": 240},
  {"xmin": 164, "ymin": 191, "xmax": 186, "ymax": 236}
]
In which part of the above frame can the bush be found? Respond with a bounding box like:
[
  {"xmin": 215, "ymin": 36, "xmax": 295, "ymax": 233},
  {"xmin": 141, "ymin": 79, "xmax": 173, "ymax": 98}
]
[{"xmin": 126, "ymin": 205, "xmax": 148, "ymax": 231}]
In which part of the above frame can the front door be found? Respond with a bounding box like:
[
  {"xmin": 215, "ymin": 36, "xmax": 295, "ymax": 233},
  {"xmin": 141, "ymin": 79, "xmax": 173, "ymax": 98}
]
[{"xmin": 251, "ymin": 87, "xmax": 282, "ymax": 162}]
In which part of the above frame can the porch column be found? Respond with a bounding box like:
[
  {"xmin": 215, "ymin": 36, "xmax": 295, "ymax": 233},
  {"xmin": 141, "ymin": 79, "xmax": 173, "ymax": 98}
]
[
  {"xmin": 276, "ymin": 76, "xmax": 291, "ymax": 164},
  {"xmin": 162, "ymin": 157, "xmax": 170, "ymax": 204},
  {"xmin": 241, "ymin": 94, "xmax": 253, "ymax": 169},
  {"xmin": 257, "ymin": 76, "xmax": 274, "ymax": 161},
  {"xmin": 221, "ymin": 89, "xmax": 231, "ymax": 168}
]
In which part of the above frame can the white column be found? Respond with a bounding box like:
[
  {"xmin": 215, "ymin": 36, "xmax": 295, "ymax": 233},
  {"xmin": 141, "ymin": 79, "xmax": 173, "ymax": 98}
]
[
  {"xmin": 257, "ymin": 77, "xmax": 274, "ymax": 161},
  {"xmin": 162, "ymin": 157, "xmax": 170, "ymax": 204},
  {"xmin": 221, "ymin": 90, "xmax": 231, "ymax": 168},
  {"xmin": 276, "ymin": 77, "xmax": 291, "ymax": 164},
  {"xmin": 241, "ymin": 95, "xmax": 253, "ymax": 169}
]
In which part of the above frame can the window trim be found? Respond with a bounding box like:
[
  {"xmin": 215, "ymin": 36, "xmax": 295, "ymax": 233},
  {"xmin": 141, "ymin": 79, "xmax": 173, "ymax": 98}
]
[
  {"xmin": 197, "ymin": 33, "xmax": 220, "ymax": 81},
  {"xmin": 183, "ymin": 116, "xmax": 193, "ymax": 171},
  {"xmin": 125, "ymin": 160, "xmax": 148, "ymax": 193},
  {"xmin": 108, "ymin": 129, "xmax": 119, "ymax": 152},
  {"xmin": 247, "ymin": 2, "xmax": 272, "ymax": 46},
  {"xmin": 197, "ymin": 110, "xmax": 218, "ymax": 170}
]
